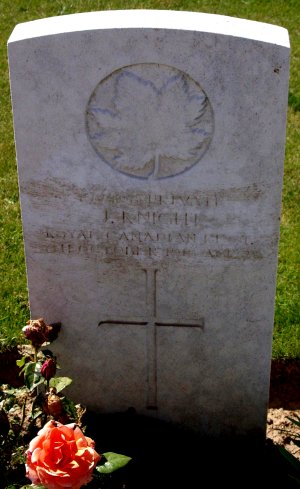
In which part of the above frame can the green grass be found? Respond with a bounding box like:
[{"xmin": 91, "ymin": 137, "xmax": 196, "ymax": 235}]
[{"xmin": 0, "ymin": 0, "xmax": 299, "ymax": 357}]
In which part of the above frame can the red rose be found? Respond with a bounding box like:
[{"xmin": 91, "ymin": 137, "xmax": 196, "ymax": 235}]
[
  {"xmin": 41, "ymin": 358, "xmax": 57, "ymax": 381},
  {"xmin": 25, "ymin": 420, "xmax": 101, "ymax": 489}
]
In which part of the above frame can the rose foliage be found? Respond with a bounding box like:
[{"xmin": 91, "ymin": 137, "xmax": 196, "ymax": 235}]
[
  {"xmin": 25, "ymin": 420, "xmax": 101, "ymax": 489},
  {"xmin": 0, "ymin": 317, "xmax": 131, "ymax": 488}
]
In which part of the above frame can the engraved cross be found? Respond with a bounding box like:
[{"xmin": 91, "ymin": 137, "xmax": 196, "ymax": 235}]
[{"xmin": 98, "ymin": 269, "xmax": 204, "ymax": 409}]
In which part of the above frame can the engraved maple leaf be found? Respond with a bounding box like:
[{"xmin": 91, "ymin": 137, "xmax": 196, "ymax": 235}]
[{"xmin": 87, "ymin": 66, "xmax": 213, "ymax": 179}]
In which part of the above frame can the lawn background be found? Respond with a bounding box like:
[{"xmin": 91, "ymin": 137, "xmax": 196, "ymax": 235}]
[{"xmin": 0, "ymin": 0, "xmax": 299, "ymax": 358}]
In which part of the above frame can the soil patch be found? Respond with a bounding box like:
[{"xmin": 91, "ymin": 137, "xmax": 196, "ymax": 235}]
[{"xmin": 267, "ymin": 359, "xmax": 300, "ymax": 462}]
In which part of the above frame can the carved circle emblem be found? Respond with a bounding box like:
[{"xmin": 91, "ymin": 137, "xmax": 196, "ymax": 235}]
[{"xmin": 86, "ymin": 63, "xmax": 214, "ymax": 179}]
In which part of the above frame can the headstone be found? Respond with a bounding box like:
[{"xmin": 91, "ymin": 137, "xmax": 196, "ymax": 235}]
[{"xmin": 8, "ymin": 10, "xmax": 290, "ymax": 440}]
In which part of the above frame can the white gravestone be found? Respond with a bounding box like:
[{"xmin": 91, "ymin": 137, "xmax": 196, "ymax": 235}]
[{"xmin": 8, "ymin": 10, "xmax": 290, "ymax": 439}]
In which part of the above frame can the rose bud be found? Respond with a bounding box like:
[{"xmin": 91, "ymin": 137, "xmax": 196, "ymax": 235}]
[{"xmin": 41, "ymin": 358, "xmax": 57, "ymax": 381}]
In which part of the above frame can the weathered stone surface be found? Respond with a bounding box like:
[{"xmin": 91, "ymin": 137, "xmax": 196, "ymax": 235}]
[{"xmin": 8, "ymin": 10, "xmax": 290, "ymax": 439}]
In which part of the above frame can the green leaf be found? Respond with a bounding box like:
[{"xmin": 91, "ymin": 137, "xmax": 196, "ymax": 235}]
[
  {"xmin": 49, "ymin": 376, "xmax": 72, "ymax": 393},
  {"xmin": 32, "ymin": 379, "xmax": 45, "ymax": 391},
  {"xmin": 279, "ymin": 446, "xmax": 300, "ymax": 472},
  {"xmin": 287, "ymin": 416, "xmax": 300, "ymax": 428},
  {"xmin": 2, "ymin": 387, "xmax": 16, "ymax": 395},
  {"xmin": 24, "ymin": 362, "xmax": 42, "ymax": 390},
  {"xmin": 17, "ymin": 355, "xmax": 31, "ymax": 375},
  {"xmin": 288, "ymin": 474, "xmax": 300, "ymax": 485},
  {"xmin": 61, "ymin": 396, "xmax": 79, "ymax": 421},
  {"xmin": 16, "ymin": 356, "xmax": 26, "ymax": 368},
  {"xmin": 96, "ymin": 452, "xmax": 132, "ymax": 474},
  {"xmin": 32, "ymin": 408, "xmax": 43, "ymax": 420}
]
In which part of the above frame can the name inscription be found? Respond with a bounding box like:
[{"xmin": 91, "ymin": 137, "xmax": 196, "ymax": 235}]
[{"xmin": 29, "ymin": 185, "xmax": 275, "ymax": 263}]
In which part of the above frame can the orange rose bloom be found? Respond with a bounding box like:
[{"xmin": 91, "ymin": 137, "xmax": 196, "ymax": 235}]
[{"xmin": 25, "ymin": 420, "xmax": 101, "ymax": 489}]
